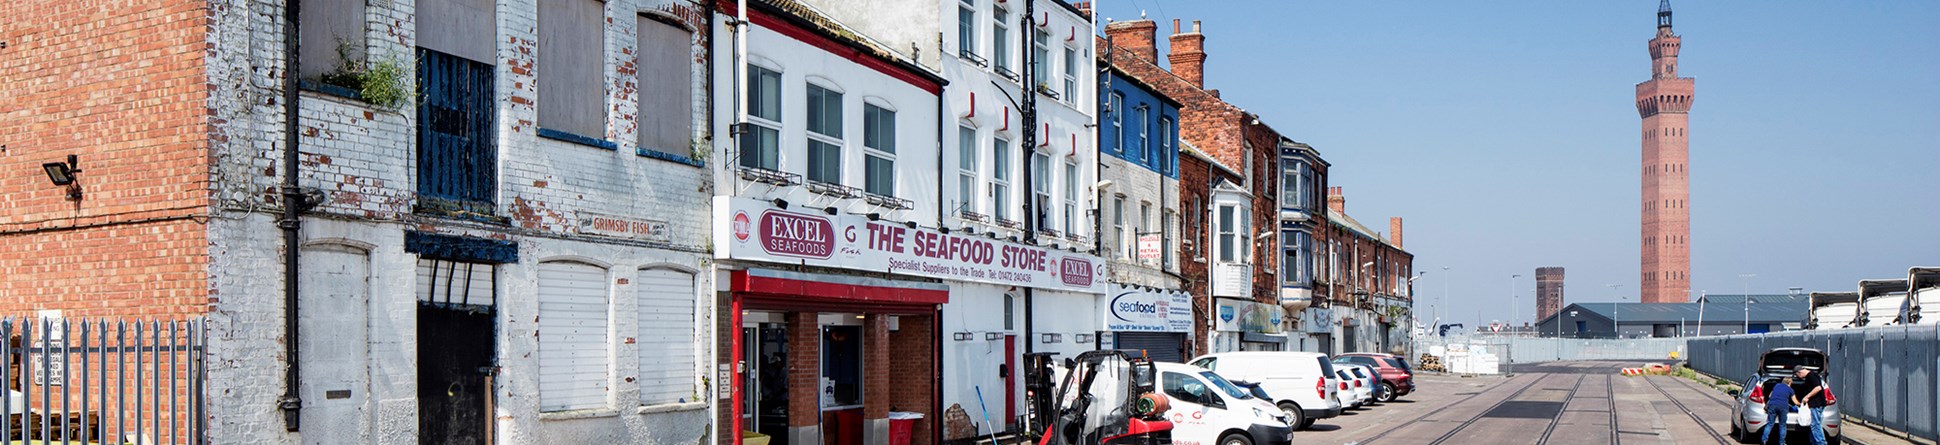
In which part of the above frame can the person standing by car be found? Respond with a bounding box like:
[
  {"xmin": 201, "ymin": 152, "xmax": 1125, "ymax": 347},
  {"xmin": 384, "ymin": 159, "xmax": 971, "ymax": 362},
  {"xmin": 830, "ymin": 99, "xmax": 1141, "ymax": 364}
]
[
  {"xmin": 1763, "ymin": 376, "xmax": 1797, "ymax": 445},
  {"xmin": 1794, "ymin": 367, "xmax": 1829, "ymax": 445}
]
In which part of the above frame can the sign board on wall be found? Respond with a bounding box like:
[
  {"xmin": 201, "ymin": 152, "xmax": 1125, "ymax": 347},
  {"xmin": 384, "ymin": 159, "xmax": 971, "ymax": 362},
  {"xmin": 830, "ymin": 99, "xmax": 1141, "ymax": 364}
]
[
  {"xmin": 1101, "ymin": 284, "xmax": 1192, "ymax": 332},
  {"xmin": 1136, "ymin": 234, "xmax": 1162, "ymax": 265},
  {"xmin": 1214, "ymin": 298, "xmax": 1284, "ymax": 334},
  {"xmin": 577, "ymin": 212, "xmax": 672, "ymax": 243},
  {"xmin": 1303, "ymin": 307, "xmax": 1334, "ymax": 334},
  {"xmin": 714, "ymin": 197, "xmax": 1107, "ymax": 293}
]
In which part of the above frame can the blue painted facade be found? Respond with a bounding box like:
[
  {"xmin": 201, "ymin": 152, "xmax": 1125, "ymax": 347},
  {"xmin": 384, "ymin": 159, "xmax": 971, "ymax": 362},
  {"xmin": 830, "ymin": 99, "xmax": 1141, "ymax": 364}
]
[{"xmin": 1100, "ymin": 71, "xmax": 1180, "ymax": 178}]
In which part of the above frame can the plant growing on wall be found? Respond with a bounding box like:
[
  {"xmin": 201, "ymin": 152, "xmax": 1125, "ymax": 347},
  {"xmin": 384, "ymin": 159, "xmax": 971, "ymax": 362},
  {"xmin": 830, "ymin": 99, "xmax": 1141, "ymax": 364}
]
[{"xmin": 319, "ymin": 39, "xmax": 412, "ymax": 109}]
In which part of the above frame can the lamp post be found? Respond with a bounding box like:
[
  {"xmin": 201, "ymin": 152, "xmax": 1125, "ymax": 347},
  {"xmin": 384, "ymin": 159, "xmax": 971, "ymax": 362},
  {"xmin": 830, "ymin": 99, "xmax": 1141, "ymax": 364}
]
[
  {"xmin": 1440, "ymin": 266, "xmax": 1450, "ymax": 338},
  {"xmin": 1740, "ymin": 273, "xmax": 1757, "ymax": 334},
  {"xmin": 1510, "ymin": 274, "xmax": 1521, "ymax": 333},
  {"xmin": 1607, "ymin": 284, "xmax": 1623, "ymax": 339},
  {"xmin": 1696, "ymin": 290, "xmax": 1707, "ymax": 336}
]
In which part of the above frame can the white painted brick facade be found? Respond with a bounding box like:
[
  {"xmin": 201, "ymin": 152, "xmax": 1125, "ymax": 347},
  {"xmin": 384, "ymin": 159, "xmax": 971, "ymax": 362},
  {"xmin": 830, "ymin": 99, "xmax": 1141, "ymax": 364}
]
[
  {"xmin": 1099, "ymin": 154, "xmax": 1181, "ymax": 290},
  {"xmin": 200, "ymin": 0, "xmax": 717, "ymax": 443}
]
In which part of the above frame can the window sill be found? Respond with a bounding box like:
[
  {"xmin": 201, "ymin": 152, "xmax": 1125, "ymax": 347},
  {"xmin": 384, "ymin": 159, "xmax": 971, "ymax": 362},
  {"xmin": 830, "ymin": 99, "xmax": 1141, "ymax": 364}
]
[
  {"xmin": 414, "ymin": 197, "xmax": 510, "ymax": 225},
  {"xmin": 637, "ymin": 148, "xmax": 705, "ymax": 168},
  {"xmin": 299, "ymin": 80, "xmax": 365, "ymax": 102},
  {"xmin": 539, "ymin": 128, "xmax": 619, "ymax": 150},
  {"xmin": 638, "ymin": 401, "xmax": 708, "ymax": 415},
  {"xmin": 539, "ymin": 408, "xmax": 621, "ymax": 421}
]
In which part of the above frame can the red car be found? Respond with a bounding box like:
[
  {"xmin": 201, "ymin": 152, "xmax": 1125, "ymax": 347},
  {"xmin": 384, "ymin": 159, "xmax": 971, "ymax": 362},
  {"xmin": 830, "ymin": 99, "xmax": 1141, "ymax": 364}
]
[{"xmin": 1335, "ymin": 353, "xmax": 1415, "ymax": 402}]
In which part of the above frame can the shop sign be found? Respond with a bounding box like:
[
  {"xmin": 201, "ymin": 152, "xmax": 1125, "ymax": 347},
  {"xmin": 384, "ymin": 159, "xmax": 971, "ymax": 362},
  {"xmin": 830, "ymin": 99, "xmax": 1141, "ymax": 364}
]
[
  {"xmin": 715, "ymin": 197, "xmax": 1107, "ymax": 293},
  {"xmin": 1214, "ymin": 299, "xmax": 1284, "ymax": 334},
  {"xmin": 577, "ymin": 212, "xmax": 672, "ymax": 243},
  {"xmin": 1303, "ymin": 307, "xmax": 1334, "ymax": 334},
  {"xmin": 1101, "ymin": 284, "xmax": 1192, "ymax": 332},
  {"xmin": 1136, "ymin": 234, "xmax": 1162, "ymax": 264}
]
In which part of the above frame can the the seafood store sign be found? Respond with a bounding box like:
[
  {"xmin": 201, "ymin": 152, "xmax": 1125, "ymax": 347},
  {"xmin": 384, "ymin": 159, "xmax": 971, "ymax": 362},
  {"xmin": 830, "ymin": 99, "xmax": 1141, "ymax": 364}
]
[{"xmin": 715, "ymin": 197, "xmax": 1106, "ymax": 293}]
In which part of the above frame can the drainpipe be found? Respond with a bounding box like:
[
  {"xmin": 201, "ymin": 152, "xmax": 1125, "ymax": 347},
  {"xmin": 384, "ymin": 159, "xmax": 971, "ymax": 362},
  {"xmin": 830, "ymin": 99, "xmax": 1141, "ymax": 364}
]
[
  {"xmin": 279, "ymin": 0, "xmax": 306, "ymax": 431},
  {"xmin": 1020, "ymin": 0, "xmax": 1038, "ymax": 357}
]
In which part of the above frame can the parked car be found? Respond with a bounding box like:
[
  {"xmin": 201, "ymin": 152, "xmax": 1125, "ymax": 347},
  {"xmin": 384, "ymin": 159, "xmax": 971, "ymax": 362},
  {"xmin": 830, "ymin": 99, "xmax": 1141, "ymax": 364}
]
[
  {"xmin": 1336, "ymin": 353, "xmax": 1416, "ymax": 402},
  {"xmin": 1188, "ymin": 352, "xmax": 1342, "ymax": 430},
  {"xmin": 1152, "ymin": 362, "xmax": 1294, "ymax": 445},
  {"xmin": 1332, "ymin": 364, "xmax": 1375, "ymax": 409},
  {"xmin": 1727, "ymin": 347, "xmax": 1844, "ymax": 444}
]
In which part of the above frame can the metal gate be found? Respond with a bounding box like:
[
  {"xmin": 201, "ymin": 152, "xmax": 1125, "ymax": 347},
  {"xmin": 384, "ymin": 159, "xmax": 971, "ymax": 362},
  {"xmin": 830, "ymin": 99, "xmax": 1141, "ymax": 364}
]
[
  {"xmin": 1, "ymin": 317, "xmax": 205, "ymax": 444},
  {"xmin": 416, "ymin": 48, "xmax": 497, "ymax": 209}
]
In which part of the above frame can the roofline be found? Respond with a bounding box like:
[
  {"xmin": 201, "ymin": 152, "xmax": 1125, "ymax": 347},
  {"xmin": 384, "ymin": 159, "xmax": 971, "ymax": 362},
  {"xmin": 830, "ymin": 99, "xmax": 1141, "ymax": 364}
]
[
  {"xmin": 729, "ymin": 0, "xmax": 949, "ymax": 91},
  {"xmin": 1102, "ymin": 63, "xmax": 1187, "ymax": 109}
]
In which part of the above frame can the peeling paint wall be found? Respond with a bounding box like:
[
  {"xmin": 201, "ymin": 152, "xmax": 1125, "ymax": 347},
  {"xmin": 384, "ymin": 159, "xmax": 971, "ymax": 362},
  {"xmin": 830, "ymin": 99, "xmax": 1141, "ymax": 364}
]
[{"xmin": 202, "ymin": 0, "xmax": 716, "ymax": 443}]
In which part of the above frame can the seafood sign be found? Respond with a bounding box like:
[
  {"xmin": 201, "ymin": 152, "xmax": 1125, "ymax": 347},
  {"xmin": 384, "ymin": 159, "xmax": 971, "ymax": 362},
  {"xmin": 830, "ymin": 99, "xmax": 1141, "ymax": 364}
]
[{"xmin": 716, "ymin": 197, "xmax": 1107, "ymax": 293}]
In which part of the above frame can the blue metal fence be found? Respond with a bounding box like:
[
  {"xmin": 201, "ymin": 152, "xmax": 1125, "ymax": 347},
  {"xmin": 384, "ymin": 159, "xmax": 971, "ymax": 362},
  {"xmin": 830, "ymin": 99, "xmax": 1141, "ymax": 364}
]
[{"xmin": 1687, "ymin": 325, "xmax": 1940, "ymax": 441}]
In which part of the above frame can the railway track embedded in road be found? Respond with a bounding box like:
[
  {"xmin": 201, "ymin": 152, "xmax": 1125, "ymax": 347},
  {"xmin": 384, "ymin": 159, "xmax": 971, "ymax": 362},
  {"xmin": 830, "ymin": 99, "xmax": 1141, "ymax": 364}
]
[
  {"xmin": 1419, "ymin": 373, "xmax": 1560, "ymax": 445},
  {"xmin": 1355, "ymin": 373, "xmax": 1543, "ymax": 445},
  {"xmin": 1665, "ymin": 373, "xmax": 1737, "ymax": 409},
  {"xmin": 1640, "ymin": 375, "xmax": 1733, "ymax": 444},
  {"xmin": 1534, "ymin": 375, "xmax": 1589, "ymax": 445},
  {"xmin": 1608, "ymin": 374, "xmax": 1621, "ymax": 445}
]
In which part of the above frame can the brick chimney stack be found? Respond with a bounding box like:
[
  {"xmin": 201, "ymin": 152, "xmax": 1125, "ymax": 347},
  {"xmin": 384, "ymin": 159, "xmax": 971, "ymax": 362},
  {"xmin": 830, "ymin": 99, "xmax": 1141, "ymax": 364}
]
[
  {"xmin": 1104, "ymin": 19, "xmax": 1158, "ymax": 63},
  {"xmin": 1168, "ymin": 20, "xmax": 1207, "ymax": 88},
  {"xmin": 1389, "ymin": 217, "xmax": 1404, "ymax": 248},
  {"xmin": 1327, "ymin": 187, "xmax": 1344, "ymax": 213},
  {"xmin": 1071, "ymin": 2, "xmax": 1093, "ymax": 19}
]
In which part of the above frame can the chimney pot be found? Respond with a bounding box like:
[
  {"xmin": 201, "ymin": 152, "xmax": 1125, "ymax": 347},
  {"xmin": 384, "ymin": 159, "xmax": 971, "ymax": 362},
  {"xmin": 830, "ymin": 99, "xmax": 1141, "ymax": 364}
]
[{"xmin": 1327, "ymin": 187, "xmax": 1345, "ymax": 213}]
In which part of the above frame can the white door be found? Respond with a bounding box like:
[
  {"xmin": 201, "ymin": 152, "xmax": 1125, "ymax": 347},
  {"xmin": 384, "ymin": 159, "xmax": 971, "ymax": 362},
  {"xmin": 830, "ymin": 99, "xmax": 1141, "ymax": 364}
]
[
  {"xmin": 1158, "ymin": 370, "xmax": 1225, "ymax": 445},
  {"xmin": 298, "ymin": 246, "xmax": 372, "ymax": 445}
]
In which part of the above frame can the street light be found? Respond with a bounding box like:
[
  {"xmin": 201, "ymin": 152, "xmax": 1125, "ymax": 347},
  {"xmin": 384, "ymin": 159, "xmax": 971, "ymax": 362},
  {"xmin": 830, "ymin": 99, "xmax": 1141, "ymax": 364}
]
[
  {"xmin": 1740, "ymin": 273, "xmax": 1758, "ymax": 334},
  {"xmin": 1607, "ymin": 284, "xmax": 1623, "ymax": 338},
  {"xmin": 1510, "ymin": 274, "xmax": 1521, "ymax": 332},
  {"xmin": 1441, "ymin": 266, "xmax": 1450, "ymax": 337}
]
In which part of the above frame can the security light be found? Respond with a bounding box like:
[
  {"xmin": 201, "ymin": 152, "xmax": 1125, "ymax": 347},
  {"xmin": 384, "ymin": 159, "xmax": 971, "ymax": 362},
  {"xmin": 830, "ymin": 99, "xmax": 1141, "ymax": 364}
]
[
  {"xmin": 42, "ymin": 155, "xmax": 79, "ymax": 186},
  {"xmin": 771, "ymin": 198, "xmax": 789, "ymax": 209}
]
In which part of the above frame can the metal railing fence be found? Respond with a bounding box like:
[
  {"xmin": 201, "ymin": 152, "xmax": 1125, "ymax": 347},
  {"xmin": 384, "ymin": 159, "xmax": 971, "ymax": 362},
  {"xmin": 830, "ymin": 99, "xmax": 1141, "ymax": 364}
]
[
  {"xmin": 2, "ymin": 317, "xmax": 206, "ymax": 444},
  {"xmin": 1687, "ymin": 325, "xmax": 1940, "ymax": 441},
  {"xmin": 1421, "ymin": 334, "xmax": 1687, "ymax": 365}
]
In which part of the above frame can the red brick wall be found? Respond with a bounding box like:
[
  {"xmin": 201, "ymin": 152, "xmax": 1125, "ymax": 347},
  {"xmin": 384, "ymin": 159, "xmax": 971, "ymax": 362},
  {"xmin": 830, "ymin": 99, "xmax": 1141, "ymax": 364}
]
[
  {"xmin": 888, "ymin": 315, "xmax": 935, "ymax": 445},
  {"xmin": 1241, "ymin": 123, "xmax": 1282, "ymax": 306},
  {"xmin": 1178, "ymin": 154, "xmax": 1211, "ymax": 356},
  {"xmin": 0, "ymin": 0, "xmax": 212, "ymax": 317},
  {"xmin": 788, "ymin": 312, "xmax": 821, "ymax": 427},
  {"xmin": 863, "ymin": 315, "xmax": 890, "ymax": 420}
]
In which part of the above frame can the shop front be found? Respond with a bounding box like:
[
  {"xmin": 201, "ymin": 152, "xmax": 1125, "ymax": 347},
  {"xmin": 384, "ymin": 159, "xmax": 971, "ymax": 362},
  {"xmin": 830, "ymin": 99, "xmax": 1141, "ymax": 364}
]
[
  {"xmin": 717, "ymin": 197, "xmax": 1103, "ymax": 445},
  {"xmin": 1210, "ymin": 298, "xmax": 1287, "ymax": 353},
  {"xmin": 1098, "ymin": 284, "xmax": 1193, "ymax": 363}
]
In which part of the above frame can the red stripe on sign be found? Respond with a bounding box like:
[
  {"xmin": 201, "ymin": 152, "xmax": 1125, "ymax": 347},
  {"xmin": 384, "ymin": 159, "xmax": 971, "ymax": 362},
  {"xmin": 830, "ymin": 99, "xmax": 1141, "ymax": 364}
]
[{"xmin": 730, "ymin": 270, "xmax": 950, "ymax": 305}]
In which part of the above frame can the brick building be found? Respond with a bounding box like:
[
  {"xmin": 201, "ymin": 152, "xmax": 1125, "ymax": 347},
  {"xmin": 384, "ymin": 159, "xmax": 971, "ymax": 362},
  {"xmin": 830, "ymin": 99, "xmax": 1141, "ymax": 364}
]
[
  {"xmin": 1317, "ymin": 188, "xmax": 1415, "ymax": 356},
  {"xmin": 1103, "ymin": 19, "xmax": 1292, "ymax": 353},
  {"xmin": 1178, "ymin": 146, "xmax": 1246, "ymax": 357},
  {"xmin": 1638, "ymin": 0, "xmax": 1695, "ymax": 303},
  {"xmin": 5, "ymin": 0, "xmax": 719, "ymax": 443},
  {"xmin": 1537, "ymin": 267, "xmax": 1566, "ymax": 321}
]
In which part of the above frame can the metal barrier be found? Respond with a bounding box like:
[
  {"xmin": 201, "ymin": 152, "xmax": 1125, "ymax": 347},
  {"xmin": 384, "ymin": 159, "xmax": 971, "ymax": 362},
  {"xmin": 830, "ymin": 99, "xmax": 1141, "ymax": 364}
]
[
  {"xmin": 1421, "ymin": 335, "xmax": 1687, "ymax": 365},
  {"xmin": 1687, "ymin": 325, "xmax": 1940, "ymax": 441},
  {"xmin": 2, "ymin": 318, "xmax": 206, "ymax": 444}
]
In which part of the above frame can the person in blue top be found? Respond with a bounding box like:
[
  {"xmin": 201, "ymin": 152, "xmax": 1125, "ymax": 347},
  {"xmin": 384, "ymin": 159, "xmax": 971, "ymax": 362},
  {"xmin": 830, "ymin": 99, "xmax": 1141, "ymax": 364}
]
[{"xmin": 1764, "ymin": 375, "xmax": 1798, "ymax": 445}]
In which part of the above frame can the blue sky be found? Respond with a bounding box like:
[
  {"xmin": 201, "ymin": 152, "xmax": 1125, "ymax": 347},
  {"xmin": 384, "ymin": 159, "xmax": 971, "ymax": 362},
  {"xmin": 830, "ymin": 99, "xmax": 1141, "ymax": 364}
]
[{"xmin": 1091, "ymin": 1, "xmax": 1940, "ymax": 329}]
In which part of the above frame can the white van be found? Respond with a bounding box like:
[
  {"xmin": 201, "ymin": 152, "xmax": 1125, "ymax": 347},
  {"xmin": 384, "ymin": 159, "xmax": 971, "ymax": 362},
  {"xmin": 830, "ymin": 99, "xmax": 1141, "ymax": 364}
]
[
  {"xmin": 1153, "ymin": 362, "xmax": 1293, "ymax": 445},
  {"xmin": 1333, "ymin": 363, "xmax": 1376, "ymax": 409},
  {"xmin": 1187, "ymin": 352, "xmax": 1342, "ymax": 430}
]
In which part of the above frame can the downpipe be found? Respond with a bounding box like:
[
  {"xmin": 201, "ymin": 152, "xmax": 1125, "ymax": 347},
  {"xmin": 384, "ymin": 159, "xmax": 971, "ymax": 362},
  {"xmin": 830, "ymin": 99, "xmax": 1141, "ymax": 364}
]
[{"xmin": 279, "ymin": 0, "xmax": 306, "ymax": 431}]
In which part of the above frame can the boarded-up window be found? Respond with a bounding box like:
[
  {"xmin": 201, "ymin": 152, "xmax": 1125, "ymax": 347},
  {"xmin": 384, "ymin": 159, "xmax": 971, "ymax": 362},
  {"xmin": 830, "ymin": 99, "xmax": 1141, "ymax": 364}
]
[
  {"xmin": 538, "ymin": 0, "xmax": 607, "ymax": 138},
  {"xmin": 637, "ymin": 16, "xmax": 695, "ymax": 157},
  {"xmin": 538, "ymin": 261, "xmax": 610, "ymax": 411},
  {"xmin": 417, "ymin": 0, "xmax": 498, "ymax": 64},
  {"xmin": 636, "ymin": 268, "xmax": 696, "ymax": 405},
  {"xmin": 299, "ymin": 0, "xmax": 366, "ymax": 81}
]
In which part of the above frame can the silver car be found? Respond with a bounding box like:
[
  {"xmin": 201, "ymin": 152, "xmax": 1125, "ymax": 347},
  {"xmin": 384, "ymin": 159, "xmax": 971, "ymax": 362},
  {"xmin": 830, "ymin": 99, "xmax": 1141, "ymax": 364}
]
[{"xmin": 1727, "ymin": 348, "xmax": 1844, "ymax": 444}]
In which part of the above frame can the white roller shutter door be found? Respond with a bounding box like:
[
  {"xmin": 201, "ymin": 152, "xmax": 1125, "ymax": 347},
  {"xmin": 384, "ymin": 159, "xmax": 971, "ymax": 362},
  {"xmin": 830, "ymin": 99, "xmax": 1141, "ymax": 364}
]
[
  {"xmin": 538, "ymin": 262, "xmax": 611, "ymax": 411},
  {"xmin": 637, "ymin": 268, "xmax": 697, "ymax": 405}
]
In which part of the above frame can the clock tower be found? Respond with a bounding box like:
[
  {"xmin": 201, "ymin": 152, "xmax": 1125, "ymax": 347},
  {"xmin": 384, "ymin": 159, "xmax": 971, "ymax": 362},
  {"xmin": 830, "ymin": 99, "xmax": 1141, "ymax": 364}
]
[{"xmin": 1637, "ymin": 0, "xmax": 1695, "ymax": 303}]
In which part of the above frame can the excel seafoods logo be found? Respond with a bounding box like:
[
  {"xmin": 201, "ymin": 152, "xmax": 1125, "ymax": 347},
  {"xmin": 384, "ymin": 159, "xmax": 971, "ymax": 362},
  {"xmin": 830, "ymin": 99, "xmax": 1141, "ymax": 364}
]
[
  {"xmin": 1059, "ymin": 257, "xmax": 1093, "ymax": 287},
  {"xmin": 758, "ymin": 210, "xmax": 835, "ymax": 259}
]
